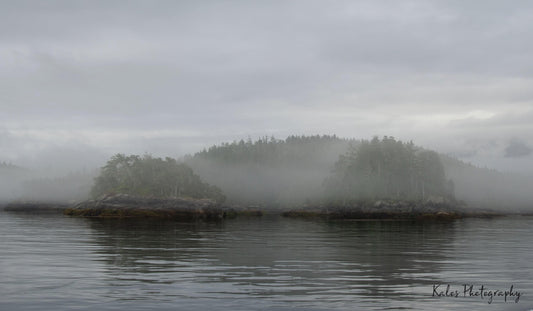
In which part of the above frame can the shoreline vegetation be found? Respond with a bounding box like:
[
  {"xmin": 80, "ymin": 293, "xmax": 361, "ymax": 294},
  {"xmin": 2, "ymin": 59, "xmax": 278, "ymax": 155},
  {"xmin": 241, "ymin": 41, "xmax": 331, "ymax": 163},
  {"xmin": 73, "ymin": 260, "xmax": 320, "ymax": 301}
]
[{"xmin": 2, "ymin": 135, "xmax": 526, "ymax": 220}]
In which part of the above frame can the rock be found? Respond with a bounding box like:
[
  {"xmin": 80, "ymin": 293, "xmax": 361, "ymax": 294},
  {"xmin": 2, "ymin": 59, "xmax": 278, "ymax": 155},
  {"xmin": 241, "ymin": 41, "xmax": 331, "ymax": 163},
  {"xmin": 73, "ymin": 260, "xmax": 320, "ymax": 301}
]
[
  {"xmin": 282, "ymin": 199, "xmax": 471, "ymax": 220},
  {"xmin": 426, "ymin": 196, "xmax": 445, "ymax": 204},
  {"xmin": 64, "ymin": 194, "xmax": 227, "ymax": 220}
]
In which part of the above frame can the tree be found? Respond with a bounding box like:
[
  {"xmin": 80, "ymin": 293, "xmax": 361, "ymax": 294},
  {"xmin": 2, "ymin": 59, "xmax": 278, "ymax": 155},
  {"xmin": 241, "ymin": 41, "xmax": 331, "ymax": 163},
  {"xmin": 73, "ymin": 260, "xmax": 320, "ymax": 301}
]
[
  {"xmin": 324, "ymin": 137, "xmax": 452, "ymax": 202},
  {"xmin": 91, "ymin": 154, "xmax": 225, "ymax": 202}
]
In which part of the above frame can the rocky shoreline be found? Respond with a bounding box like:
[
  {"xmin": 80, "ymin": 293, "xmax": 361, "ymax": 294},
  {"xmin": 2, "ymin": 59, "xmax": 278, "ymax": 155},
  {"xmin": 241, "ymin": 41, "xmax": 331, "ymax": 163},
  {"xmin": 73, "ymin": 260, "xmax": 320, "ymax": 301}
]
[
  {"xmin": 62, "ymin": 194, "xmax": 262, "ymax": 220},
  {"xmin": 282, "ymin": 199, "xmax": 503, "ymax": 220},
  {"xmin": 3, "ymin": 195, "xmax": 505, "ymax": 220}
]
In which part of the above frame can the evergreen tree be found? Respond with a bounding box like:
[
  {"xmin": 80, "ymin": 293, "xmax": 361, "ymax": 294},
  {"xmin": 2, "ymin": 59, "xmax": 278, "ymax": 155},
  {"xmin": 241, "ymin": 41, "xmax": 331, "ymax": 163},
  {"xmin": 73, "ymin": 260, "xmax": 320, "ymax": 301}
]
[
  {"xmin": 324, "ymin": 136, "xmax": 452, "ymax": 202},
  {"xmin": 91, "ymin": 154, "xmax": 225, "ymax": 202}
]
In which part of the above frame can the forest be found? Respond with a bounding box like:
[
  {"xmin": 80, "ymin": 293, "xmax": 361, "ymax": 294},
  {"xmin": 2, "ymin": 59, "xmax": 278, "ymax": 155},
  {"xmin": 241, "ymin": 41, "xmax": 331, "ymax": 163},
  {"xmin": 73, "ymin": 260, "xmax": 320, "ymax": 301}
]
[
  {"xmin": 3, "ymin": 135, "xmax": 532, "ymax": 211},
  {"xmin": 187, "ymin": 135, "xmax": 356, "ymax": 206},
  {"xmin": 90, "ymin": 154, "xmax": 225, "ymax": 203},
  {"xmin": 186, "ymin": 135, "xmax": 455, "ymax": 207},
  {"xmin": 324, "ymin": 136, "xmax": 454, "ymax": 202}
]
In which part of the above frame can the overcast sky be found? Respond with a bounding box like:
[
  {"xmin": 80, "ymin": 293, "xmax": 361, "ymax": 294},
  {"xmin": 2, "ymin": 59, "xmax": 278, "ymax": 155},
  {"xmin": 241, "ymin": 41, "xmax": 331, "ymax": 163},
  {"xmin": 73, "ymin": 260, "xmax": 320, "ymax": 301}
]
[{"xmin": 2, "ymin": 0, "xmax": 533, "ymax": 174}]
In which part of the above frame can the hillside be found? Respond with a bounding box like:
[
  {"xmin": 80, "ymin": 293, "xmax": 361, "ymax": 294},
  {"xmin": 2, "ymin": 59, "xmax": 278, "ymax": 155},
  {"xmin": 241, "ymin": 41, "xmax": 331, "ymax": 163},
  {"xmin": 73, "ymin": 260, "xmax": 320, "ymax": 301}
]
[
  {"xmin": 440, "ymin": 155, "xmax": 533, "ymax": 210},
  {"xmin": 188, "ymin": 135, "xmax": 532, "ymax": 211},
  {"xmin": 187, "ymin": 135, "xmax": 356, "ymax": 207}
]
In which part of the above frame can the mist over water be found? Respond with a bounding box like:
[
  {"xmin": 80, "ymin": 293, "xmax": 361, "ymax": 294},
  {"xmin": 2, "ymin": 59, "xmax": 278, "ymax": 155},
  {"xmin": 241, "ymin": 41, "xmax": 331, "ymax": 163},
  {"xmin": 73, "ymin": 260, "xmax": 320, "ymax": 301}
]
[
  {"xmin": 441, "ymin": 155, "xmax": 533, "ymax": 210},
  {"xmin": 186, "ymin": 136, "xmax": 533, "ymax": 212},
  {"xmin": 2, "ymin": 2, "xmax": 533, "ymax": 310},
  {"xmin": 2, "ymin": 135, "xmax": 533, "ymax": 212},
  {"xmin": 0, "ymin": 165, "xmax": 96, "ymax": 204}
]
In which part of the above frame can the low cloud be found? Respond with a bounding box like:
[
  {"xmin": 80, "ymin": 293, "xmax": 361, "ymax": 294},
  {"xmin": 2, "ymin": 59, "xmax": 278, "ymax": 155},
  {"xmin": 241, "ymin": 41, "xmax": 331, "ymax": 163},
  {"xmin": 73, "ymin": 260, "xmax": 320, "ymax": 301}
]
[
  {"xmin": 2, "ymin": 1, "xmax": 533, "ymax": 174},
  {"xmin": 505, "ymin": 141, "xmax": 532, "ymax": 158}
]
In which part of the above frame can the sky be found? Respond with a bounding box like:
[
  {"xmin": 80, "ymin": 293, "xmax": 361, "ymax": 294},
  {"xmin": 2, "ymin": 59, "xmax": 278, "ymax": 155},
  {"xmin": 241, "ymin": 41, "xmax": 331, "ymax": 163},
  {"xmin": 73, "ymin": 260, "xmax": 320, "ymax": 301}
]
[{"xmin": 2, "ymin": 0, "xmax": 533, "ymax": 174}]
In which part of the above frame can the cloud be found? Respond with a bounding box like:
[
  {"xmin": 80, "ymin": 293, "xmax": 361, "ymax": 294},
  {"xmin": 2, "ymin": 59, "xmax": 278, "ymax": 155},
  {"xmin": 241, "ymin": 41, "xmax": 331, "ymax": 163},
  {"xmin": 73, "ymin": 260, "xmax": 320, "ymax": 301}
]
[
  {"xmin": 1, "ymin": 1, "xmax": 533, "ymax": 173},
  {"xmin": 505, "ymin": 141, "xmax": 532, "ymax": 158}
]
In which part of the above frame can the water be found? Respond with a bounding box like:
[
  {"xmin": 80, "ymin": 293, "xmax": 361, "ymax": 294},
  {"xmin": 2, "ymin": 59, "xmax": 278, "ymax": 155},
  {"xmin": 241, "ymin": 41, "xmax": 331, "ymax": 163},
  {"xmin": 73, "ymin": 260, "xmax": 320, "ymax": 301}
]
[{"xmin": 1, "ymin": 211, "xmax": 532, "ymax": 310}]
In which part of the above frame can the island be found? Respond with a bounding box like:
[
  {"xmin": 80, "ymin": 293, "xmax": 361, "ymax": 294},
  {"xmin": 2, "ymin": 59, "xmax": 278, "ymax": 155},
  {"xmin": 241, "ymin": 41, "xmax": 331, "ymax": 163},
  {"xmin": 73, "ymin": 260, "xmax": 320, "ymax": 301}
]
[
  {"xmin": 3, "ymin": 136, "xmax": 508, "ymax": 220},
  {"xmin": 62, "ymin": 154, "xmax": 261, "ymax": 219}
]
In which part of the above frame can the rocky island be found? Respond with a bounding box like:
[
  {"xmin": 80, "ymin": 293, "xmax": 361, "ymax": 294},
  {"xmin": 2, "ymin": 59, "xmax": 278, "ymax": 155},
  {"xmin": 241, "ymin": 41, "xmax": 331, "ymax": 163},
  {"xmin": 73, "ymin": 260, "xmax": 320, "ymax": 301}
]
[
  {"xmin": 63, "ymin": 194, "xmax": 262, "ymax": 220},
  {"xmin": 1, "ymin": 137, "xmax": 510, "ymax": 221},
  {"xmin": 282, "ymin": 198, "xmax": 501, "ymax": 220},
  {"xmin": 64, "ymin": 194, "xmax": 227, "ymax": 220},
  {"xmin": 61, "ymin": 154, "xmax": 261, "ymax": 220}
]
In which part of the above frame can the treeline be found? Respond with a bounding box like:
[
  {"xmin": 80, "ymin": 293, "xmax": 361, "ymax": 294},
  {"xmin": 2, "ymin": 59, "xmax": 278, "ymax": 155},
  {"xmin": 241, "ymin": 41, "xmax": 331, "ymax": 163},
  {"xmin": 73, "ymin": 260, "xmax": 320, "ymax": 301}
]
[
  {"xmin": 192, "ymin": 135, "xmax": 355, "ymax": 166},
  {"xmin": 0, "ymin": 161, "xmax": 21, "ymax": 169},
  {"xmin": 91, "ymin": 154, "xmax": 225, "ymax": 202},
  {"xmin": 187, "ymin": 135, "xmax": 456, "ymax": 207},
  {"xmin": 80, "ymin": 134, "xmax": 533, "ymax": 211},
  {"xmin": 325, "ymin": 136, "xmax": 453, "ymax": 202},
  {"xmin": 440, "ymin": 154, "xmax": 533, "ymax": 210},
  {"xmin": 188, "ymin": 135, "xmax": 356, "ymax": 206}
]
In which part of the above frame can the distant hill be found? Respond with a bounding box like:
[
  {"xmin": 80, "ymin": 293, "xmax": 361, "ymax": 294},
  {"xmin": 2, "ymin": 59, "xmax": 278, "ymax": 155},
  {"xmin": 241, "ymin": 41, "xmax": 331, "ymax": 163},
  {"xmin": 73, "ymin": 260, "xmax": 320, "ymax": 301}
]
[
  {"xmin": 0, "ymin": 162, "xmax": 29, "ymax": 202},
  {"xmin": 187, "ymin": 135, "xmax": 356, "ymax": 207},
  {"xmin": 3, "ymin": 136, "xmax": 531, "ymax": 211},
  {"xmin": 440, "ymin": 154, "xmax": 533, "ymax": 210},
  {"xmin": 188, "ymin": 135, "xmax": 533, "ymax": 211},
  {"xmin": 19, "ymin": 171, "xmax": 97, "ymax": 203},
  {"xmin": 0, "ymin": 161, "xmax": 96, "ymax": 203}
]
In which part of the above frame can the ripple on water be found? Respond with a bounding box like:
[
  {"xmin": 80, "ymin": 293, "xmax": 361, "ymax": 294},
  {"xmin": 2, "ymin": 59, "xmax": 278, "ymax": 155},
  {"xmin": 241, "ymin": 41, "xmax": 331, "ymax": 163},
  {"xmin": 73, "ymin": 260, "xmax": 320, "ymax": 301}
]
[{"xmin": 1, "ymin": 213, "xmax": 532, "ymax": 311}]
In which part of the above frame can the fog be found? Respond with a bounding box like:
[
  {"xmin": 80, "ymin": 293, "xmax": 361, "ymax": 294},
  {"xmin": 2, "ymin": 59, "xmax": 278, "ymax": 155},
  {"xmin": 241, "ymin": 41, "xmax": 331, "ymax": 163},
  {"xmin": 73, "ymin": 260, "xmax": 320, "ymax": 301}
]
[
  {"xmin": 0, "ymin": 164, "xmax": 96, "ymax": 204},
  {"xmin": 2, "ymin": 2, "xmax": 533, "ymax": 209},
  {"xmin": 0, "ymin": 145, "xmax": 105, "ymax": 203},
  {"xmin": 441, "ymin": 155, "xmax": 533, "ymax": 211},
  {"xmin": 186, "ymin": 136, "xmax": 533, "ymax": 211},
  {"xmin": 187, "ymin": 136, "xmax": 355, "ymax": 207},
  {"xmin": 2, "ymin": 135, "xmax": 533, "ymax": 212}
]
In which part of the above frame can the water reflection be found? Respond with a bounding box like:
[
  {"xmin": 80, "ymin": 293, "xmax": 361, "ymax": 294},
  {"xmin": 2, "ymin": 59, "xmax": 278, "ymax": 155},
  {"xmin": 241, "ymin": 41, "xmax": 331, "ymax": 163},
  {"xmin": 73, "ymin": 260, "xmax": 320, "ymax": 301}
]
[
  {"xmin": 88, "ymin": 219, "xmax": 222, "ymax": 271},
  {"xmin": 85, "ymin": 216, "xmax": 458, "ymax": 305},
  {"xmin": 2, "ymin": 212, "xmax": 532, "ymax": 310}
]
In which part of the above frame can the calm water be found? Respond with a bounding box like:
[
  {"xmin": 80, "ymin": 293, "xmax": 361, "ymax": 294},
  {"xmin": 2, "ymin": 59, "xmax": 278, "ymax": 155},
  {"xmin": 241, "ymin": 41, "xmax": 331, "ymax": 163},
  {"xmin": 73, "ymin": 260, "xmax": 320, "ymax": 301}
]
[{"xmin": 1, "ymin": 211, "xmax": 532, "ymax": 311}]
